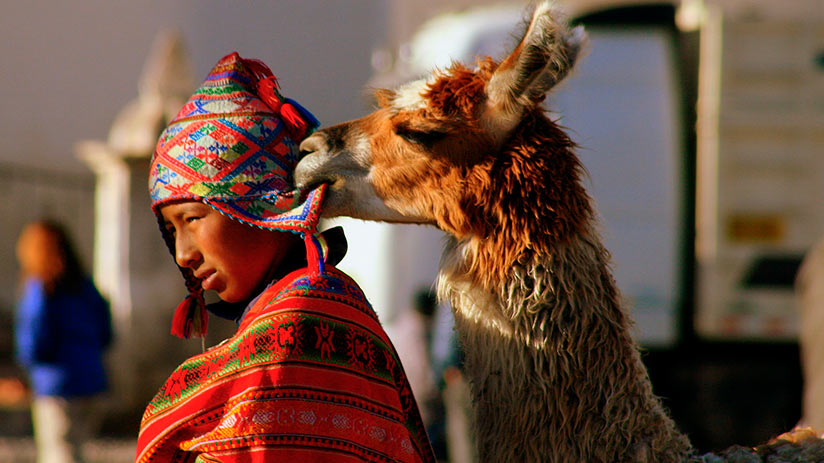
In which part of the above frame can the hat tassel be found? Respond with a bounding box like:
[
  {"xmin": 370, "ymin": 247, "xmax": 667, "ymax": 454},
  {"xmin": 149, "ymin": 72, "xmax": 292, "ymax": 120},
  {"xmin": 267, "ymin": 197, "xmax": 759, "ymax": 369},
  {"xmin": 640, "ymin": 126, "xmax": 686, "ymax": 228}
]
[
  {"xmin": 171, "ymin": 293, "xmax": 208, "ymax": 339},
  {"xmin": 304, "ymin": 233, "xmax": 329, "ymax": 276}
]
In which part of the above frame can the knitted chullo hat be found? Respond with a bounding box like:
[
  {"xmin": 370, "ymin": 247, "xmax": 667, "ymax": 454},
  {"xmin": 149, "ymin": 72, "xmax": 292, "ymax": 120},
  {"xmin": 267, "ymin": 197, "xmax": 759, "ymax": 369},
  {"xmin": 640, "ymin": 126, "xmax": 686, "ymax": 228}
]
[{"xmin": 149, "ymin": 51, "xmax": 327, "ymax": 339}]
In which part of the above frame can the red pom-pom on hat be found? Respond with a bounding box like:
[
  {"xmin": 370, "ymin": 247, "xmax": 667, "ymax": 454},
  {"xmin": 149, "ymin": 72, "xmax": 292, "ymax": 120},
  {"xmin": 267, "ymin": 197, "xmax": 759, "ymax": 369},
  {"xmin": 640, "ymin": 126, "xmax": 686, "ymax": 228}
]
[
  {"xmin": 280, "ymin": 102, "xmax": 310, "ymax": 141},
  {"xmin": 257, "ymin": 77, "xmax": 283, "ymax": 113}
]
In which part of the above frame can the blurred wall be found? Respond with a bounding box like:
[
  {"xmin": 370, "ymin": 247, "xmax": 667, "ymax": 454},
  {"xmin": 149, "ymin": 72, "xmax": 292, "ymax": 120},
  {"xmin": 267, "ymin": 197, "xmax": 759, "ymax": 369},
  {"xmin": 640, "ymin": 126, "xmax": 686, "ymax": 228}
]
[{"xmin": 0, "ymin": 0, "xmax": 386, "ymax": 174}]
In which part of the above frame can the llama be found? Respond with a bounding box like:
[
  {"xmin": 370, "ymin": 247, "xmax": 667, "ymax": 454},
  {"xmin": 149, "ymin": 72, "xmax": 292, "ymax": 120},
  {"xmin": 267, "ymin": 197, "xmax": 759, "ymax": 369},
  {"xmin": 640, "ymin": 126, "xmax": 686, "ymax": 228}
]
[{"xmin": 295, "ymin": 2, "xmax": 824, "ymax": 462}]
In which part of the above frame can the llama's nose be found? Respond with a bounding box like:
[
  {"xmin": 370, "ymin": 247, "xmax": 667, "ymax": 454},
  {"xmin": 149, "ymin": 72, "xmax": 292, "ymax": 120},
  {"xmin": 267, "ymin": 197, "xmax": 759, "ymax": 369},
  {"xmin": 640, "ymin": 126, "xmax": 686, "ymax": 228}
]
[{"xmin": 299, "ymin": 133, "xmax": 326, "ymax": 157}]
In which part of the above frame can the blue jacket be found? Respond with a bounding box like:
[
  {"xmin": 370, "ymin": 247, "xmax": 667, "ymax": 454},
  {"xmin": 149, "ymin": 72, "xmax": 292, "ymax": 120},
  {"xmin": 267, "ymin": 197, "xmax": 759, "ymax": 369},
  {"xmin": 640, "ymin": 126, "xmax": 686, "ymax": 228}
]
[{"xmin": 15, "ymin": 277, "xmax": 112, "ymax": 397}]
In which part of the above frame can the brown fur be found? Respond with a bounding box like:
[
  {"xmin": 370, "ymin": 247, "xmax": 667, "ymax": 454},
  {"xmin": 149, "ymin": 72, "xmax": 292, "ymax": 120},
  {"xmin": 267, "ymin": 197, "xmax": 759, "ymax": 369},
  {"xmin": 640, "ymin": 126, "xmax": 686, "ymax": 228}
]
[
  {"xmin": 424, "ymin": 60, "xmax": 491, "ymax": 120},
  {"xmin": 451, "ymin": 107, "xmax": 591, "ymax": 290},
  {"xmin": 372, "ymin": 61, "xmax": 591, "ymax": 291}
]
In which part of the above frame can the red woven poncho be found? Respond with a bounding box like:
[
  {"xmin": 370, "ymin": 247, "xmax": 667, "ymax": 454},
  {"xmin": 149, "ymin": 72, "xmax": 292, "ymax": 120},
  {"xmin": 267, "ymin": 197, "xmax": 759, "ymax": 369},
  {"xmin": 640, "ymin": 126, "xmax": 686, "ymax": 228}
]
[{"xmin": 136, "ymin": 265, "xmax": 436, "ymax": 462}]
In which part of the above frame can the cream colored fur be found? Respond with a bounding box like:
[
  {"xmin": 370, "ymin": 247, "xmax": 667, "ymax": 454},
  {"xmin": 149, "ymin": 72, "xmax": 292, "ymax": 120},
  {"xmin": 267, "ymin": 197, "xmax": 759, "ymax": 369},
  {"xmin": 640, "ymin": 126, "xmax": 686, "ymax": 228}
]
[{"xmin": 438, "ymin": 228, "xmax": 692, "ymax": 462}]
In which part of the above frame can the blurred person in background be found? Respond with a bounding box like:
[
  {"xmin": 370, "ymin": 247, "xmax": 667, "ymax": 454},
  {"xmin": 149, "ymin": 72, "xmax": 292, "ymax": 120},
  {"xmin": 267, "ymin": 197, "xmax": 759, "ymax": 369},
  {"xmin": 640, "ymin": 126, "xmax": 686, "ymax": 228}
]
[
  {"xmin": 388, "ymin": 288, "xmax": 476, "ymax": 462},
  {"xmin": 14, "ymin": 219, "xmax": 112, "ymax": 463},
  {"xmin": 386, "ymin": 290, "xmax": 443, "ymax": 456},
  {"xmin": 429, "ymin": 298, "xmax": 475, "ymax": 463}
]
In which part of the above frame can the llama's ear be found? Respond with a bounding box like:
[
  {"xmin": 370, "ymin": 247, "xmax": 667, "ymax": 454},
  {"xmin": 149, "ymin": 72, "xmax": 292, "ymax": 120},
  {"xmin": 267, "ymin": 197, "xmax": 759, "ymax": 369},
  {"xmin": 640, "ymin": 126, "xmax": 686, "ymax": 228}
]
[{"xmin": 482, "ymin": 2, "xmax": 587, "ymax": 138}]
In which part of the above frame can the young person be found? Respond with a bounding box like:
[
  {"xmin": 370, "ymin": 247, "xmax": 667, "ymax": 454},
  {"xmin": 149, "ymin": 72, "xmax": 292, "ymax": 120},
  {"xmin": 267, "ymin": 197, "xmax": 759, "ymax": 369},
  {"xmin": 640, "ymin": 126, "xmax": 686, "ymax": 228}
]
[
  {"xmin": 135, "ymin": 52, "xmax": 435, "ymax": 463},
  {"xmin": 15, "ymin": 219, "xmax": 112, "ymax": 463}
]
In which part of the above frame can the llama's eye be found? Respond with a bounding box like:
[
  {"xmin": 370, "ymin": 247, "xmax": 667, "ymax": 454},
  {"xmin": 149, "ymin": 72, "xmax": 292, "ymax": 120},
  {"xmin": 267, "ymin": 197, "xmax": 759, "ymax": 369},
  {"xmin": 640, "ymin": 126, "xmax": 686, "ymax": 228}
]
[{"xmin": 396, "ymin": 127, "xmax": 447, "ymax": 147}]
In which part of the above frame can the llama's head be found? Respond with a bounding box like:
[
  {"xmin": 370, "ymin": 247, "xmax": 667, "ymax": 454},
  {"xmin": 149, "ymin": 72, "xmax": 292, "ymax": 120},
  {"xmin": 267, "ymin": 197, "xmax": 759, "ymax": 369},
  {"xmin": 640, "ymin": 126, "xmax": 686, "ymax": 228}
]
[{"xmin": 296, "ymin": 2, "xmax": 591, "ymax": 283}]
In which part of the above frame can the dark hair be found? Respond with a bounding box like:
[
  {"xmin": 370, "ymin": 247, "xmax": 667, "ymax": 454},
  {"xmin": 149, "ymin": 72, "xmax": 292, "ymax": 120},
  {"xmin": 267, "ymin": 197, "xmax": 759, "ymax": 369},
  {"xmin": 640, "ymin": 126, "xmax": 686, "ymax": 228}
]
[{"xmin": 17, "ymin": 219, "xmax": 86, "ymax": 293}]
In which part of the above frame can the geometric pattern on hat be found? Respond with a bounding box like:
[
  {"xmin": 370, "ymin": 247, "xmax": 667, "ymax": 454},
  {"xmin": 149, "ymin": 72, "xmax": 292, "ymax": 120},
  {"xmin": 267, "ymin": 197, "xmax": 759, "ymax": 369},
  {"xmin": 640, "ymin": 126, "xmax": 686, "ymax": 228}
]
[{"xmin": 149, "ymin": 51, "xmax": 325, "ymax": 236}]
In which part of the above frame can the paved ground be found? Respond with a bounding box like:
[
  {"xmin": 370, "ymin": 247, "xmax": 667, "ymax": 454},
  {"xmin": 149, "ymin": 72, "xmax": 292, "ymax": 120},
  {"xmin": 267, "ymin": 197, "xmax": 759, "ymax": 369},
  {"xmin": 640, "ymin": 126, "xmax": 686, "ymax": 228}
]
[{"xmin": 0, "ymin": 438, "xmax": 136, "ymax": 463}]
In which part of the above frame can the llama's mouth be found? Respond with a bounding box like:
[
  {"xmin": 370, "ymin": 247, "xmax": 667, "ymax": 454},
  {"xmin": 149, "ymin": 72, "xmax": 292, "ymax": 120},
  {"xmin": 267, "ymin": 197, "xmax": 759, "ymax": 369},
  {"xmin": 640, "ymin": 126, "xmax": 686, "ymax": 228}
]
[
  {"xmin": 295, "ymin": 154, "xmax": 353, "ymax": 192},
  {"xmin": 295, "ymin": 174, "xmax": 341, "ymax": 193},
  {"xmin": 294, "ymin": 155, "xmax": 330, "ymax": 190},
  {"xmin": 295, "ymin": 177, "xmax": 328, "ymax": 191}
]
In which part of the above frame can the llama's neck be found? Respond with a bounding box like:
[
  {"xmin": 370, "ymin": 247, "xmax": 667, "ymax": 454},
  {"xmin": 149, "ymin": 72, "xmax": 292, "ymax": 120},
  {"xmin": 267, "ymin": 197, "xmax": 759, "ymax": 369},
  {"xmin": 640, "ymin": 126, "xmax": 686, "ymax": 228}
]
[{"xmin": 438, "ymin": 228, "xmax": 692, "ymax": 462}]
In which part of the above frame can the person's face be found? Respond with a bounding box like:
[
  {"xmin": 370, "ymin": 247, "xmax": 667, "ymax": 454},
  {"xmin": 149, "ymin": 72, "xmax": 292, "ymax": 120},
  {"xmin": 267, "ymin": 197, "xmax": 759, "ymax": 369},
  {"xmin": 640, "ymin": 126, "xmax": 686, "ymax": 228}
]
[
  {"xmin": 16, "ymin": 224, "xmax": 64, "ymax": 282},
  {"xmin": 160, "ymin": 200, "xmax": 297, "ymax": 303}
]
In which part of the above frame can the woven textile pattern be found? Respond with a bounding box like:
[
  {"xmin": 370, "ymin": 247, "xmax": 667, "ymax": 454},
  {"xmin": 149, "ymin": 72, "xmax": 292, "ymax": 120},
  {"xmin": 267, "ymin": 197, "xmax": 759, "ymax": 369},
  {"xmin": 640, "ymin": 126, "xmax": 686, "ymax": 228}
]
[
  {"xmin": 135, "ymin": 266, "xmax": 436, "ymax": 463},
  {"xmin": 149, "ymin": 52, "xmax": 324, "ymax": 235}
]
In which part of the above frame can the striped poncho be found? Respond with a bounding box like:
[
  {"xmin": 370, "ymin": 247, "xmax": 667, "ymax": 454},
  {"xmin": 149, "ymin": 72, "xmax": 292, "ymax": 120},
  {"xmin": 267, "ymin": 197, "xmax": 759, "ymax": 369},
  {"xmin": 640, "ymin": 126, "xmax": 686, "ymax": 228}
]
[{"xmin": 135, "ymin": 266, "xmax": 436, "ymax": 462}]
